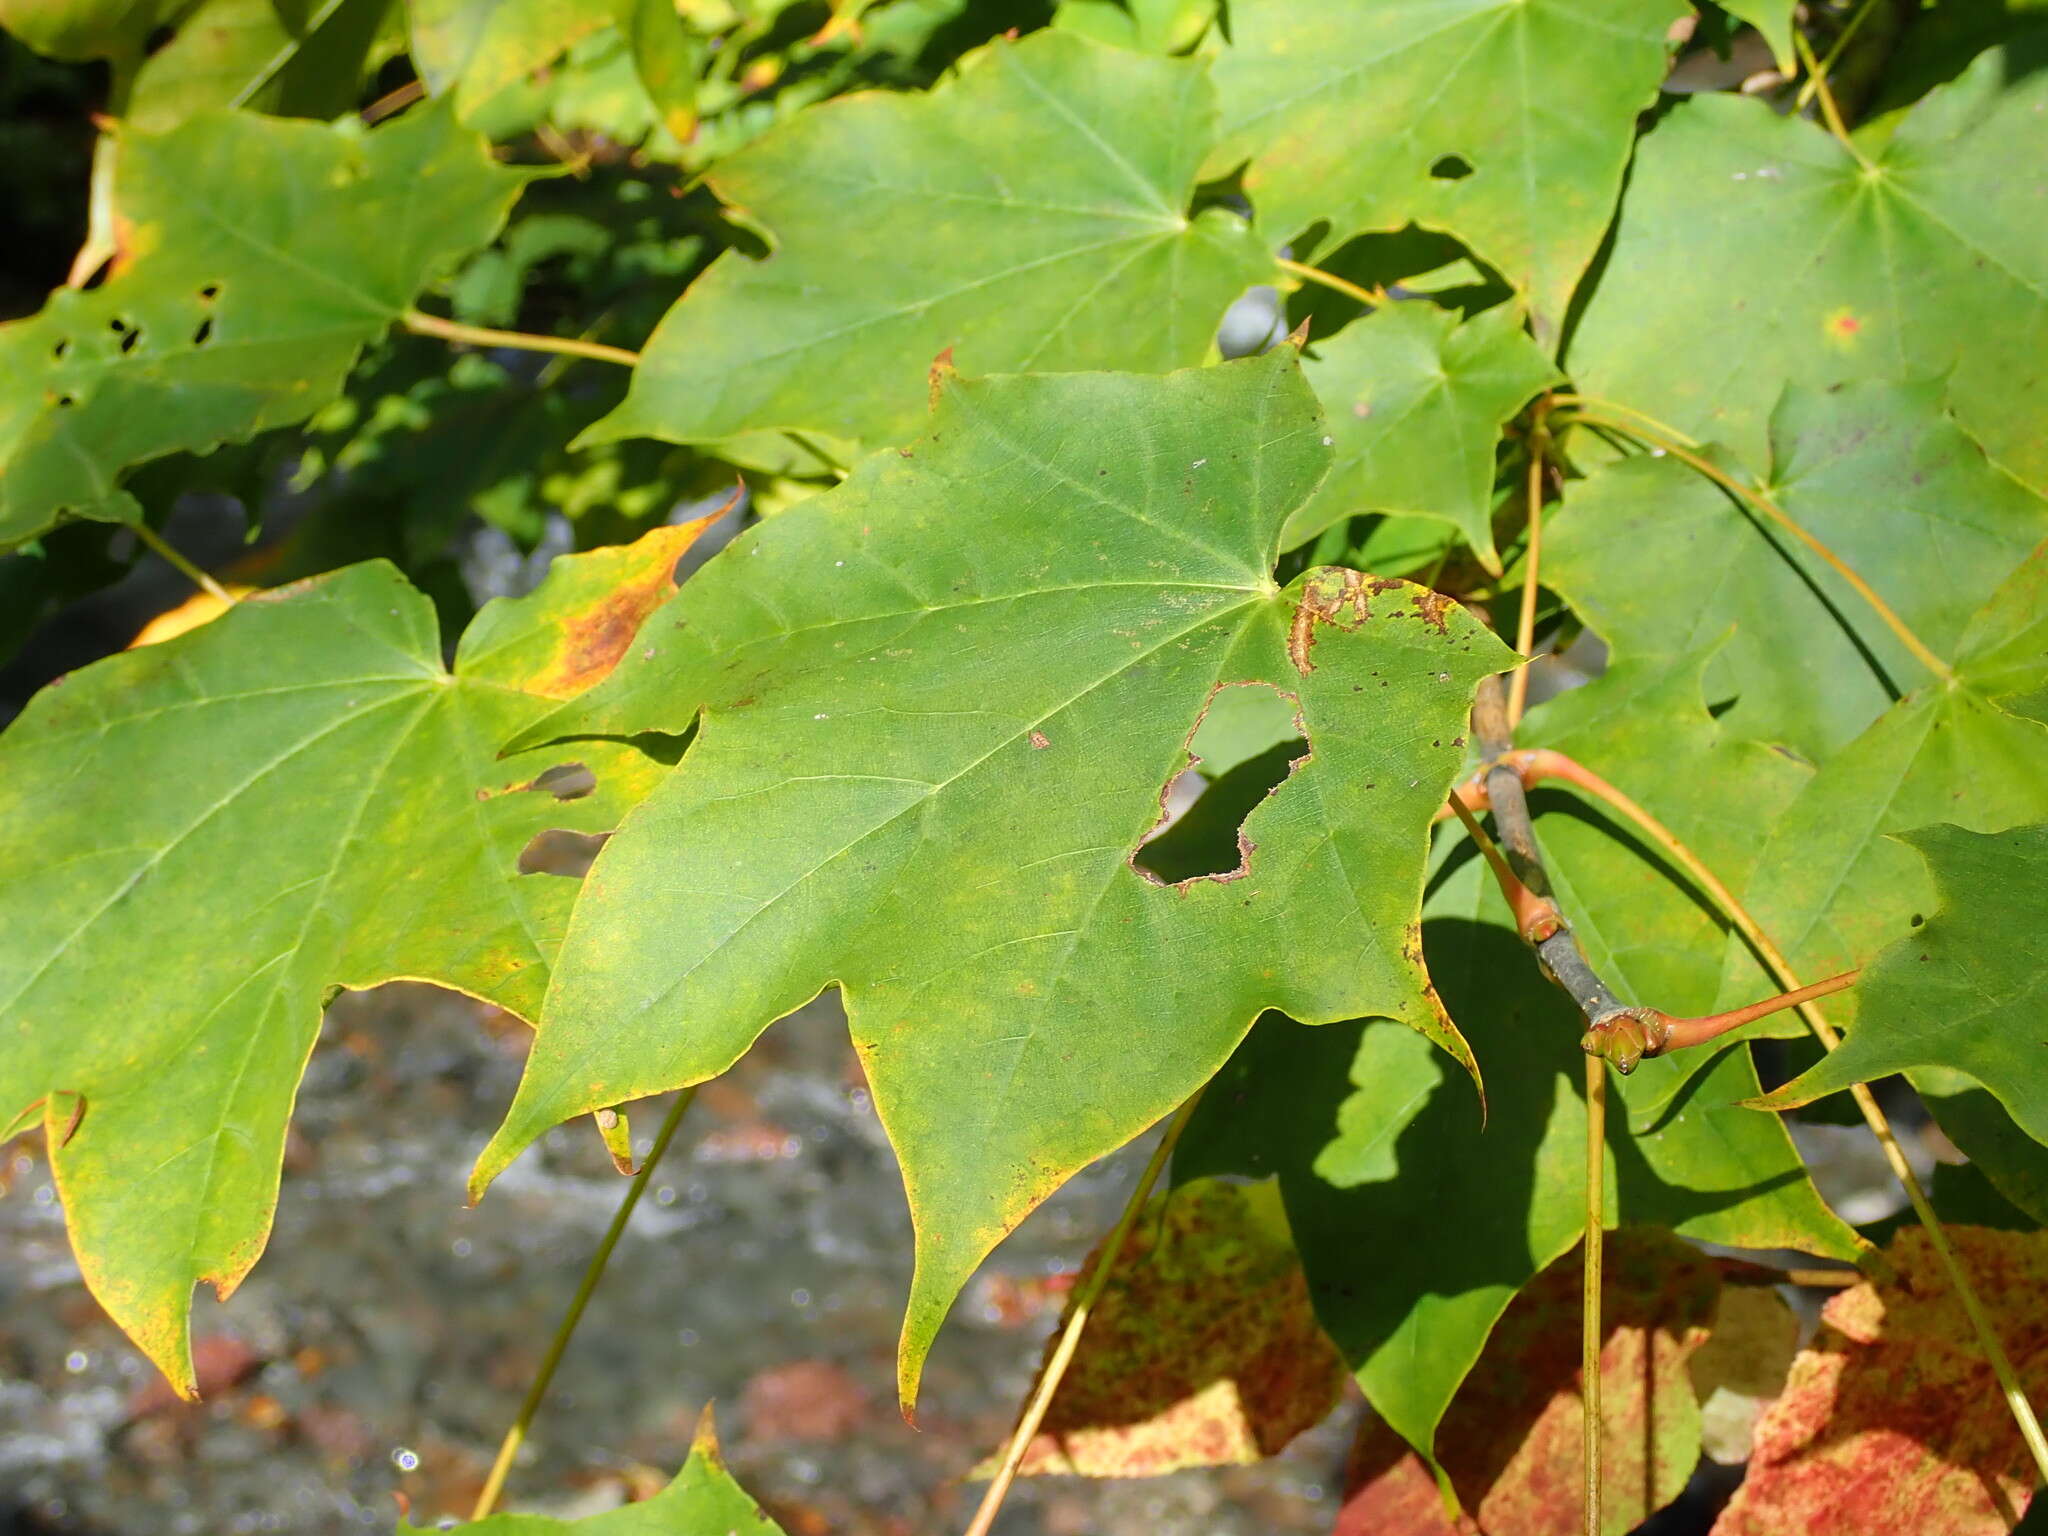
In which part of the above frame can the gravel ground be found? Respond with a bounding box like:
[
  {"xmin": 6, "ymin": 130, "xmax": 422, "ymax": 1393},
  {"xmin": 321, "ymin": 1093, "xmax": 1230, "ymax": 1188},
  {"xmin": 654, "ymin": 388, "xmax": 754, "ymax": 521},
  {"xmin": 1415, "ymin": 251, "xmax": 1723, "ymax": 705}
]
[{"xmin": 1, "ymin": 984, "xmax": 1351, "ymax": 1535}]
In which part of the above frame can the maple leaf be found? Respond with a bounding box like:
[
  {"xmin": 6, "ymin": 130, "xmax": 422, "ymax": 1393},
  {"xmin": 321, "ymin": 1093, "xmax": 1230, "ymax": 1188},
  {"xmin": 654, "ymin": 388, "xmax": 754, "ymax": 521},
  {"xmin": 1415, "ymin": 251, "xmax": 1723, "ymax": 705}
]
[
  {"xmin": 0, "ymin": 521, "xmax": 711, "ymax": 1393},
  {"xmin": 1335, "ymin": 1229, "xmax": 1719, "ymax": 1536},
  {"xmin": 474, "ymin": 348, "xmax": 1516, "ymax": 1413},
  {"xmin": 1713, "ymin": 1228, "xmax": 2048, "ymax": 1535},
  {"xmin": 0, "ymin": 102, "xmax": 528, "ymax": 547},
  {"xmin": 988, "ymin": 1177, "xmax": 1346, "ymax": 1478},
  {"xmin": 585, "ymin": 28, "xmax": 1272, "ymax": 451}
]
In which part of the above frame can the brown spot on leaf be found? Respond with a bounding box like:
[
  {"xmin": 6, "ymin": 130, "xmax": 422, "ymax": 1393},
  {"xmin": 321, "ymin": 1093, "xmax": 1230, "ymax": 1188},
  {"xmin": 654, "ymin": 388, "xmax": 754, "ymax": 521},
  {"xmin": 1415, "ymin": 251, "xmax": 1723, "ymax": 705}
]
[
  {"xmin": 516, "ymin": 500, "xmax": 732, "ymax": 699},
  {"xmin": 1412, "ymin": 589, "xmax": 1453, "ymax": 634},
  {"xmin": 1289, "ymin": 568, "xmax": 1374, "ymax": 674},
  {"xmin": 1823, "ymin": 307, "xmax": 1867, "ymax": 349}
]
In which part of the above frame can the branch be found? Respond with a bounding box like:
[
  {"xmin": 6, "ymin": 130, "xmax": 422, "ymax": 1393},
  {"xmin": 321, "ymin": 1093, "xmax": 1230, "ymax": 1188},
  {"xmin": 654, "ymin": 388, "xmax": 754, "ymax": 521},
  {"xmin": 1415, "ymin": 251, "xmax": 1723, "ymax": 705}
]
[
  {"xmin": 1453, "ymin": 702, "xmax": 1861, "ymax": 1071},
  {"xmin": 1461, "ymin": 738, "xmax": 2048, "ymax": 1485},
  {"xmin": 471, "ymin": 1087, "xmax": 697, "ymax": 1520},
  {"xmin": 1275, "ymin": 256, "xmax": 1386, "ymax": 310},
  {"xmin": 401, "ymin": 308, "xmax": 641, "ymax": 370},
  {"xmin": 1580, "ymin": 970, "xmax": 1860, "ymax": 1073},
  {"xmin": 1466, "ymin": 677, "xmax": 1639, "ymax": 1035}
]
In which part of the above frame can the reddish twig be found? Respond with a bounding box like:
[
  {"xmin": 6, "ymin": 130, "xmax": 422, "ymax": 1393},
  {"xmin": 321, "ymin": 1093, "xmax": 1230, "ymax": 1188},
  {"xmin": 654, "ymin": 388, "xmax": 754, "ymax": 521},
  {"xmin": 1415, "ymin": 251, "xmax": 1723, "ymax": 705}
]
[
  {"xmin": 1462, "ymin": 679, "xmax": 1641, "ymax": 1038},
  {"xmin": 1459, "ymin": 737, "xmax": 2048, "ymax": 1482},
  {"xmin": 1580, "ymin": 970, "xmax": 1860, "ymax": 1073}
]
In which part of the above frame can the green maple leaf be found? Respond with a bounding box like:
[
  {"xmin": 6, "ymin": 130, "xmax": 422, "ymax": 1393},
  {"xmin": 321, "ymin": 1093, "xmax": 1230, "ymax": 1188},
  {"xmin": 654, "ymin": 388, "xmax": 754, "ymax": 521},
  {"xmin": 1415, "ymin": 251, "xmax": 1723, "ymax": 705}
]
[
  {"xmin": 474, "ymin": 349, "xmax": 1515, "ymax": 1412},
  {"xmin": 0, "ymin": 0, "xmax": 386, "ymax": 125},
  {"xmin": 615, "ymin": 0, "xmax": 704, "ymax": 143},
  {"xmin": 1284, "ymin": 300, "xmax": 1560, "ymax": 571},
  {"xmin": 1204, "ymin": 0, "xmax": 1684, "ymax": 340},
  {"xmin": 584, "ymin": 28, "xmax": 1272, "ymax": 452},
  {"xmin": 1756, "ymin": 824, "xmax": 2048, "ymax": 1144},
  {"xmin": 1179, "ymin": 654, "xmax": 1858, "ymax": 1459},
  {"xmin": 1717, "ymin": 0, "xmax": 1796, "ymax": 71},
  {"xmin": 1566, "ymin": 38, "xmax": 2048, "ymax": 493},
  {"xmin": 125, "ymin": 0, "xmax": 390, "ymax": 131},
  {"xmin": 1053, "ymin": 0, "xmax": 1216, "ymax": 53},
  {"xmin": 0, "ymin": 524, "xmax": 708, "ymax": 1394},
  {"xmin": 408, "ymin": 0, "xmax": 618, "ymax": 116},
  {"xmin": 0, "ymin": 102, "xmax": 528, "ymax": 549},
  {"xmin": 1547, "ymin": 382, "xmax": 2048, "ymax": 762},
  {"xmin": 1951, "ymin": 536, "xmax": 2048, "ymax": 726},
  {"xmin": 0, "ymin": 0, "xmax": 177, "ymax": 60},
  {"xmin": 415, "ymin": 1409, "xmax": 786, "ymax": 1532},
  {"xmin": 1712, "ymin": 543, "xmax": 2048, "ymax": 1040},
  {"xmin": 1909, "ymin": 1074, "xmax": 2048, "ymax": 1227}
]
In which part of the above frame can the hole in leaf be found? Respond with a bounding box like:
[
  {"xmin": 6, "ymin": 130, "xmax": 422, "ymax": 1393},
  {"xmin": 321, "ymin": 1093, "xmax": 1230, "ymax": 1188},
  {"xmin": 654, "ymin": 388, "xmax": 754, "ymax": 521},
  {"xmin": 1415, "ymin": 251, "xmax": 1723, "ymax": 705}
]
[
  {"xmin": 198, "ymin": 283, "xmax": 221, "ymax": 301},
  {"xmin": 1429, "ymin": 154, "xmax": 1474, "ymax": 181},
  {"xmin": 51, "ymin": 338, "xmax": 69, "ymax": 361},
  {"xmin": 55, "ymin": 393, "xmax": 75, "ymax": 408},
  {"xmin": 526, "ymin": 761, "xmax": 596, "ymax": 800},
  {"xmin": 192, "ymin": 317, "xmax": 214, "ymax": 346},
  {"xmin": 107, "ymin": 317, "xmax": 128, "ymax": 333},
  {"xmin": 119, "ymin": 327, "xmax": 141, "ymax": 354},
  {"xmin": 519, "ymin": 829, "xmax": 608, "ymax": 877},
  {"xmin": 1131, "ymin": 683, "xmax": 1310, "ymax": 886}
]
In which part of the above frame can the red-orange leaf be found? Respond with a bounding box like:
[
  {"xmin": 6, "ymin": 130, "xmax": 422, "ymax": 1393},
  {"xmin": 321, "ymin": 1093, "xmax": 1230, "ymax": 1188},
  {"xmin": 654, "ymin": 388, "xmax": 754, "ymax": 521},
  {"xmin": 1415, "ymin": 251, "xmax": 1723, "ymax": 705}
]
[
  {"xmin": 995, "ymin": 1177, "xmax": 1346, "ymax": 1478},
  {"xmin": 1337, "ymin": 1229, "xmax": 1718, "ymax": 1536},
  {"xmin": 1712, "ymin": 1227, "xmax": 2048, "ymax": 1536}
]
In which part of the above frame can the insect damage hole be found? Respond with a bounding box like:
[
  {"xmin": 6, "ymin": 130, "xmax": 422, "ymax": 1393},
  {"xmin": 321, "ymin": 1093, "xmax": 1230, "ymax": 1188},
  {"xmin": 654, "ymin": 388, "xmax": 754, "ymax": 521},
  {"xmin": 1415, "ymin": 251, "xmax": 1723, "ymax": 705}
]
[
  {"xmin": 1130, "ymin": 682, "xmax": 1310, "ymax": 886},
  {"xmin": 525, "ymin": 761, "xmax": 597, "ymax": 800},
  {"xmin": 519, "ymin": 829, "xmax": 609, "ymax": 877},
  {"xmin": 1429, "ymin": 154, "xmax": 1474, "ymax": 181}
]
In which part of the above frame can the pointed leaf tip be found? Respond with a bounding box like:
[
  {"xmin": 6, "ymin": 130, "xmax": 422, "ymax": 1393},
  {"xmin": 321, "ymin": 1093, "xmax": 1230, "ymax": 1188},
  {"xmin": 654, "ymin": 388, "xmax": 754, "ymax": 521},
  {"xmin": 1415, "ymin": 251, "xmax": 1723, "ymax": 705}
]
[{"xmin": 2, "ymin": 553, "xmax": 677, "ymax": 1392}]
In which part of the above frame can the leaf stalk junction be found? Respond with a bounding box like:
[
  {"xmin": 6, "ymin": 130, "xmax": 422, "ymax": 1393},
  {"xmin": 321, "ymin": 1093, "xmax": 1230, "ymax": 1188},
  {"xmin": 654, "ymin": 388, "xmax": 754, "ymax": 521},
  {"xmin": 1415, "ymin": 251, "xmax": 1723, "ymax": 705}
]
[{"xmin": 1449, "ymin": 661, "xmax": 2048, "ymax": 1488}]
